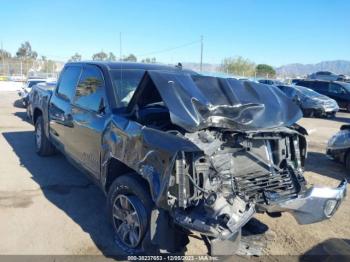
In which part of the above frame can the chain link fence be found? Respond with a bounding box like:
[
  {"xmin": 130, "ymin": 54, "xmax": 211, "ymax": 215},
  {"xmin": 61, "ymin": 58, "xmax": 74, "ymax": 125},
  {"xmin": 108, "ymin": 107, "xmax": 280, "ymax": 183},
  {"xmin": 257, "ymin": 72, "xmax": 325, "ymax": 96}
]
[{"xmin": 0, "ymin": 59, "xmax": 63, "ymax": 81}]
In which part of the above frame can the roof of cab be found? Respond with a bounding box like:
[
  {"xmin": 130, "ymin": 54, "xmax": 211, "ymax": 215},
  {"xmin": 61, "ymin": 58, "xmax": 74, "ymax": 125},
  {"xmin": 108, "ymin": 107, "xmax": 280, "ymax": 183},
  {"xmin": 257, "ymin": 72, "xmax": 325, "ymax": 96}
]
[{"xmin": 65, "ymin": 61, "xmax": 192, "ymax": 72}]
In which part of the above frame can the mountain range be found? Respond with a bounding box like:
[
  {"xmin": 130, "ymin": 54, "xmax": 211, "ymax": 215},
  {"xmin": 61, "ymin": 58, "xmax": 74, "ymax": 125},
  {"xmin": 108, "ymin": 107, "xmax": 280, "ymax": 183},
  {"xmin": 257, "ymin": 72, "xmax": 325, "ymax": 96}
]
[
  {"xmin": 183, "ymin": 60, "xmax": 350, "ymax": 78},
  {"xmin": 276, "ymin": 60, "xmax": 350, "ymax": 77}
]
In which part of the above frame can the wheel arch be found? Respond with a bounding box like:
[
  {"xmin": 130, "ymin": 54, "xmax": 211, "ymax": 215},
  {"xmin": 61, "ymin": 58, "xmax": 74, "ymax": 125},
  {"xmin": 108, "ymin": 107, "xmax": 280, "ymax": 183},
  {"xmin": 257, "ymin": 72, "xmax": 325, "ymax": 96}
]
[
  {"xmin": 33, "ymin": 107, "xmax": 43, "ymax": 124},
  {"xmin": 104, "ymin": 157, "xmax": 152, "ymax": 196}
]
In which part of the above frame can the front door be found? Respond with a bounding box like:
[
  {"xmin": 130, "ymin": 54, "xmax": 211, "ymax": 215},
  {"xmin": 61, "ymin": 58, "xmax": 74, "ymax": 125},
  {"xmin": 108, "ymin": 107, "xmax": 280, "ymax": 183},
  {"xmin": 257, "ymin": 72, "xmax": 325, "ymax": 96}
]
[{"xmin": 70, "ymin": 64, "xmax": 108, "ymax": 179}]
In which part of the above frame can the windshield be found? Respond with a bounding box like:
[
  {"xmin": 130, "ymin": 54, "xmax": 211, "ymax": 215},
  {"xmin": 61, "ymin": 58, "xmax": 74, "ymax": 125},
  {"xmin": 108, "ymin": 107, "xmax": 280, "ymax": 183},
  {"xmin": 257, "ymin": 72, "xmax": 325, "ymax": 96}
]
[
  {"xmin": 293, "ymin": 85, "xmax": 323, "ymax": 97},
  {"xmin": 110, "ymin": 69, "xmax": 146, "ymax": 107}
]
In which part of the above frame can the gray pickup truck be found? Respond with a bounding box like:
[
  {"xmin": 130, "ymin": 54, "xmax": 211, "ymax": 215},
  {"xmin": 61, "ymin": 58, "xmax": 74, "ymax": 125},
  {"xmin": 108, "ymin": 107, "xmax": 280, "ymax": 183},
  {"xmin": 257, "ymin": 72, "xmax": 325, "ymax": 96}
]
[{"xmin": 29, "ymin": 61, "xmax": 347, "ymax": 255}]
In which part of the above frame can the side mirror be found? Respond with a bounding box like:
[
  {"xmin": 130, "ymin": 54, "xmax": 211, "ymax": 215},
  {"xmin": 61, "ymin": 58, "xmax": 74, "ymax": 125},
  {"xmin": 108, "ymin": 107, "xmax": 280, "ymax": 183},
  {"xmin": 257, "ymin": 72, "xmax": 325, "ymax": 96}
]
[{"xmin": 293, "ymin": 95, "xmax": 301, "ymax": 105}]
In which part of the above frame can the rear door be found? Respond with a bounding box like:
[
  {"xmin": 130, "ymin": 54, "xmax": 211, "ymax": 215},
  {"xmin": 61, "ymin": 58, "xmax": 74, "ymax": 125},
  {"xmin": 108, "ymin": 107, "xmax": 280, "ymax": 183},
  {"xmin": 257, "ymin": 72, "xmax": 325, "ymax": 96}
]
[
  {"xmin": 69, "ymin": 64, "xmax": 108, "ymax": 178},
  {"xmin": 49, "ymin": 65, "xmax": 82, "ymax": 155}
]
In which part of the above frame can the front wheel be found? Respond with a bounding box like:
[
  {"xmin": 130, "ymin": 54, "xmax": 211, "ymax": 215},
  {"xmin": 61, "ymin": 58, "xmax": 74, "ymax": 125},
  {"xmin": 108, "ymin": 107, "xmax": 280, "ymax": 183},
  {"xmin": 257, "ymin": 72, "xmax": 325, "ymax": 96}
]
[
  {"xmin": 107, "ymin": 175, "xmax": 157, "ymax": 254},
  {"xmin": 35, "ymin": 116, "xmax": 55, "ymax": 156}
]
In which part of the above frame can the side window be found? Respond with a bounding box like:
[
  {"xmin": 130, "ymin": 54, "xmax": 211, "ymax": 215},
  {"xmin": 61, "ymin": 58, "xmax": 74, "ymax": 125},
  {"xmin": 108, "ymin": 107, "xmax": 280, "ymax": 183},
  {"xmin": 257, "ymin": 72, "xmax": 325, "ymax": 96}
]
[
  {"xmin": 329, "ymin": 83, "xmax": 345, "ymax": 94},
  {"xmin": 57, "ymin": 66, "xmax": 82, "ymax": 101},
  {"xmin": 74, "ymin": 65, "xmax": 105, "ymax": 112},
  {"xmin": 312, "ymin": 81, "xmax": 328, "ymax": 92},
  {"xmin": 285, "ymin": 87, "xmax": 295, "ymax": 97}
]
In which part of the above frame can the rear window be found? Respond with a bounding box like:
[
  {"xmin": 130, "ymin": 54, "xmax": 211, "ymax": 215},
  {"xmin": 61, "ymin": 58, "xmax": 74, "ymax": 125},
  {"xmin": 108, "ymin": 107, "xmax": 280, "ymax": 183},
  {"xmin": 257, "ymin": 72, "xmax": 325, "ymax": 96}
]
[{"xmin": 57, "ymin": 66, "xmax": 82, "ymax": 101}]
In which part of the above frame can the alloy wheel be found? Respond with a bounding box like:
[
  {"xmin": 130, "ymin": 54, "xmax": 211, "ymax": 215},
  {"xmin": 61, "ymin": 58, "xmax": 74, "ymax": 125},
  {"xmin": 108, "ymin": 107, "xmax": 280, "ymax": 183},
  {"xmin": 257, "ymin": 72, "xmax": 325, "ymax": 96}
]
[{"xmin": 112, "ymin": 194, "xmax": 145, "ymax": 248}]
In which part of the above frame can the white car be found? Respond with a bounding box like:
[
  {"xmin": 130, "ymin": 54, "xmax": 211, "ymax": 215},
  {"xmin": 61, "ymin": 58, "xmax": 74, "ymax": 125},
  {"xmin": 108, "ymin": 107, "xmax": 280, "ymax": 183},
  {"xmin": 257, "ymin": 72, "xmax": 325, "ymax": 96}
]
[{"xmin": 18, "ymin": 78, "xmax": 47, "ymax": 107}]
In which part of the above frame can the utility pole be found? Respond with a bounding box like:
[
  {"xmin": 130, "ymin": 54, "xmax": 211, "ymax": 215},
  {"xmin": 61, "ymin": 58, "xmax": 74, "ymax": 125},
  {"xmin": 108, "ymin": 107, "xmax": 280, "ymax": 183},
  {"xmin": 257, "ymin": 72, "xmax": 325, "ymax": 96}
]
[
  {"xmin": 200, "ymin": 35, "xmax": 203, "ymax": 72},
  {"xmin": 1, "ymin": 41, "xmax": 5, "ymax": 76},
  {"xmin": 119, "ymin": 32, "xmax": 122, "ymax": 61}
]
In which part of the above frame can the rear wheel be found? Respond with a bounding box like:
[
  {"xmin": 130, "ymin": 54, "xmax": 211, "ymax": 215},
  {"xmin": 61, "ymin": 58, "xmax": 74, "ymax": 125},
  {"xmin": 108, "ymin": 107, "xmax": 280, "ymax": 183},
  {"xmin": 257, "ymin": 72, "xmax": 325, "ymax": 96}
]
[
  {"xmin": 303, "ymin": 109, "xmax": 314, "ymax": 118},
  {"xmin": 347, "ymin": 104, "xmax": 350, "ymax": 113},
  {"xmin": 345, "ymin": 151, "xmax": 350, "ymax": 170},
  {"xmin": 35, "ymin": 116, "xmax": 55, "ymax": 156}
]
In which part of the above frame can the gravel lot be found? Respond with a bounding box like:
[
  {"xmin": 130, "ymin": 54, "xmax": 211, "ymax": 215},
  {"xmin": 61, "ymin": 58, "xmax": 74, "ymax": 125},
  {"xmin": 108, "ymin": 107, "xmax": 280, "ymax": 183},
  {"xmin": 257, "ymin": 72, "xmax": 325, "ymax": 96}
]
[{"xmin": 0, "ymin": 90, "xmax": 349, "ymax": 259}]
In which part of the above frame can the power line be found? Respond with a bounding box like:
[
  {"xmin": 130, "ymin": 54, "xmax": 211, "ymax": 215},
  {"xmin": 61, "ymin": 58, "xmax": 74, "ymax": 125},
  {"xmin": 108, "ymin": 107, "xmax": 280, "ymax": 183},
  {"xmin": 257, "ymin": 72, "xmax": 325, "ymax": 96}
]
[{"xmin": 138, "ymin": 39, "xmax": 201, "ymax": 57}]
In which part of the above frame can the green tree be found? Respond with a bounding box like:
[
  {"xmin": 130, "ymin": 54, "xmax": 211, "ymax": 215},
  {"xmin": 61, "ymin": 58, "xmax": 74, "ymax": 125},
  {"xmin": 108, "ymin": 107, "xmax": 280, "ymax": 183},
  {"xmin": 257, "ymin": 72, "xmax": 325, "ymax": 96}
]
[
  {"xmin": 92, "ymin": 51, "xmax": 108, "ymax": 61},
  {"xmin": 41, "ymin": 59, "xmax": 56, "ymax": 73},
  {"xmin": 141, "ymin": 57, "xmax": 156, "ymax": 63},
  {"xmin": 0, "ymin": 49, "xmax": 11, "ymax": 59},
  {"xmin": 256, "ymin": 64, "xmax": 276, "ymax": 78},
  {"xmin": 69, "ymin": 53, "xmax": 82, "ymax": 62},
  {"xmin": 220, "ymin": 56, "xmax": 255, "ymax": 76},
  {"xmin": 16, "ymin": 41, "xmax": 37, "ymax": 60},
  {"xmin": 123, "ymin": 54, "xmax": 137, "ymax": 62},
  {"xmin": 108, "ymin": 52, "xmax": 116, "ymax": 61}
]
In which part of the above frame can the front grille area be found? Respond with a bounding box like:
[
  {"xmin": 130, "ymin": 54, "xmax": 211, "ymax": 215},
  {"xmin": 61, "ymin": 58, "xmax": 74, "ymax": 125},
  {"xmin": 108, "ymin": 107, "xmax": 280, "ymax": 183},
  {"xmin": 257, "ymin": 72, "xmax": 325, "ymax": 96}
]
[{"xmin": 235, "ymin": 170, "xmax": 298, "ymax": 204}]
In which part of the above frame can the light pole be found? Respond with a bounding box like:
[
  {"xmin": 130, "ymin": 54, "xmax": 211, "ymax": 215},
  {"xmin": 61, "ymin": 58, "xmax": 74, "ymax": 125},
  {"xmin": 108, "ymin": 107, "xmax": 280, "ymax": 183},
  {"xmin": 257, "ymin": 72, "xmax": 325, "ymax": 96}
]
[{"xmin": 200, "ymin": 35, "xmax": 203, "ymax": 72}]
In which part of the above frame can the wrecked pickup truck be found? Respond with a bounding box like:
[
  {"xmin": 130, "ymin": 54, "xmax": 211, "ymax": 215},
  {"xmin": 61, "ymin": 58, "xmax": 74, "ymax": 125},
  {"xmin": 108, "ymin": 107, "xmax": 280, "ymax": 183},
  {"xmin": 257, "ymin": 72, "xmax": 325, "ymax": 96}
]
[{"xmin": 30, "ymin": 62, "xmax": 347, "ymax": 255}]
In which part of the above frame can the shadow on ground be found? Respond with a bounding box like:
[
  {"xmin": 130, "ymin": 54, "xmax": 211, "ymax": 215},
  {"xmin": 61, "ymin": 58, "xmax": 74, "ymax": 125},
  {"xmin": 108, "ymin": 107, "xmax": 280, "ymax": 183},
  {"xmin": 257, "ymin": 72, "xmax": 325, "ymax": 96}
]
[
  {"xmin": 14, "ymin": 111, "xmax": 31, "ymax": 124},
  {"xmin": 2, "ymin": 130, "xmax": 125, "ymax": 258},
  {"xmin": 301, "ymin": 238, "xmax": 350, "ymax": 260},
  {"xmin": 13, "ymin": 99, "xmax": 25, "ymax": 109},
  {"xmin": 305, "ymin": 151, "xmax": 349, "ymax": 181}
]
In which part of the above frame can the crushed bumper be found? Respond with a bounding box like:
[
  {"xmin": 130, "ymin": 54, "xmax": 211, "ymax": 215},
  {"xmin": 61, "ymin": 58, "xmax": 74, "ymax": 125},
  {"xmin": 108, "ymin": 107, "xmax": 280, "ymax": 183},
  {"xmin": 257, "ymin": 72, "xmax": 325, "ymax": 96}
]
[{"xmin": 260, "ymin": 179, "xmax": 347, "ymax": 224}]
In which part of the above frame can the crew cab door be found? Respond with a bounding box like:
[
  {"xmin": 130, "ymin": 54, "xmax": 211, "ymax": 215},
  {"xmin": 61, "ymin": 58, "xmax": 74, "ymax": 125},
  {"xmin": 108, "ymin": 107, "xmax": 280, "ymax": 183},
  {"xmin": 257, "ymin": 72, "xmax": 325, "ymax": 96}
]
[
  {"xmin": 49, "ymin": 65, "xmax": 82, "ymax": 155},
  {"xmin": 69, "ymin": 64, "xmax": 108, "ymax": 178}
]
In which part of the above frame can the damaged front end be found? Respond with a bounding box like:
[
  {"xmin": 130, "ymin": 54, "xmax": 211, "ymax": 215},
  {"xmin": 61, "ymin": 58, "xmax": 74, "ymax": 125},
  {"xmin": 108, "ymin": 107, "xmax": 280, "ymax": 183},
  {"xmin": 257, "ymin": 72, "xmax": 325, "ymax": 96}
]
[
  {"xmin": 166, "ymin": 127, "xmax": 308, "ymax": 252},
  {"xmin": 112, "ymin": 71, "xmax": 346, "ymax": 255}
]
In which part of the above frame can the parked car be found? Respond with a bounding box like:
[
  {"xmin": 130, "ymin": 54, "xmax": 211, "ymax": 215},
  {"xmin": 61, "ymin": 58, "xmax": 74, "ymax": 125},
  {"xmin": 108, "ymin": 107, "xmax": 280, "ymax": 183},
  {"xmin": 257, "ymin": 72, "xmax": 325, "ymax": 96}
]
[
  {"xmin": 18, "ymin": 78, "xmax": 47, "ymax": 107},
  {"xmin": 307, "ymin": 71, "xmax": 344, "ymax": 81},
  {"xmin": 291, "ymin": 78, "xmax": 302, "ymax": 85},
  {"xmin": 258, "ymin": 79, "xmax": 284, "ymax": 86},
  {"xmin": 27, "ymin": 81, "xmax": 57, "ymax": 120},
  {"xmin": 293, "ymin": 79, "xmax": 350, "ymax": 112},
  {"xmin": 327, "ymin": 125, "xmax": 350, "ymax": 169},
  {"xmin": 277, "ymin": 84, "xmax": 339, "ymax": 117},
  {"xmin": 30, "ymin": 61, "xmax": 346, "ymax": 255}
]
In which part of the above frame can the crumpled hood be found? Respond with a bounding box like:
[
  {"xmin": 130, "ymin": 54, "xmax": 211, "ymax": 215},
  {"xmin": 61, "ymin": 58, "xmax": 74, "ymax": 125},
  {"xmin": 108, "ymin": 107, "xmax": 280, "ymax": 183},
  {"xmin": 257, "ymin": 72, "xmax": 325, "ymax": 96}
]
[{"xmin": 132, "ymin": 71, "xmax": 303, "ymax": 132}]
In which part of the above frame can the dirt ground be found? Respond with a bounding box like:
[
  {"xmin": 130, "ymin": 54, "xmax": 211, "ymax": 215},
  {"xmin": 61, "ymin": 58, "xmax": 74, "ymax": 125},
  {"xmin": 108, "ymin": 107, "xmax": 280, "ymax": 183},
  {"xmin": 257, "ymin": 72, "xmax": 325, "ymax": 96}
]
[{"xmin": 0, "ymin": 91, "xmax": 349, "ymax": 259}]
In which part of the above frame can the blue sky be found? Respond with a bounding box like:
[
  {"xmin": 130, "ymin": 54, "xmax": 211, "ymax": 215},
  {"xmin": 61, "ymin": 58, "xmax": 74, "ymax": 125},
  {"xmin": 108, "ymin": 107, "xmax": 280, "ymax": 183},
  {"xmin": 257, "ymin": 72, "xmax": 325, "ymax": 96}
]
[{"xmin": 1, "ymin": 0, "xmax": 349, "ymax": 66}]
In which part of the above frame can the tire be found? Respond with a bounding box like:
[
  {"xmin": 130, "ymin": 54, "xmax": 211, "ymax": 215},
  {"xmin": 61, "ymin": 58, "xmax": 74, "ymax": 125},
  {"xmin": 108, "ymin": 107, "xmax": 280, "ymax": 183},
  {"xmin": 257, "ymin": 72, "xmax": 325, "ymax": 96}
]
[
  {"xmin": 35, "ymin": 116, "xmax": 55, "ymax": 156},
  {"xmin": 345, "ymin": 151, "xmax": 350, "ymax": 170},
  {"xmin": 107, "ymin": 175, "xmax": 157, "ymax": 254},
  {"xmin": 347, "ymin": 104, "xmax": 350, "ymax": 113},
  {"xmin": 303, "ymin": 109, "xmax": 314, "ymax": 118}
]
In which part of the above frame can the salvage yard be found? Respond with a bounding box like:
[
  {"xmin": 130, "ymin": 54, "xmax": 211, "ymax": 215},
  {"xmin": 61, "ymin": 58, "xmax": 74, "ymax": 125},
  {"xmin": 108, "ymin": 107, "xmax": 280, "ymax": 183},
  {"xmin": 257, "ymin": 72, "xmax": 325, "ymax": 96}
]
[{"xmin": 0, "ymin": 90, "xmax": 349, "ymax": 258}]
